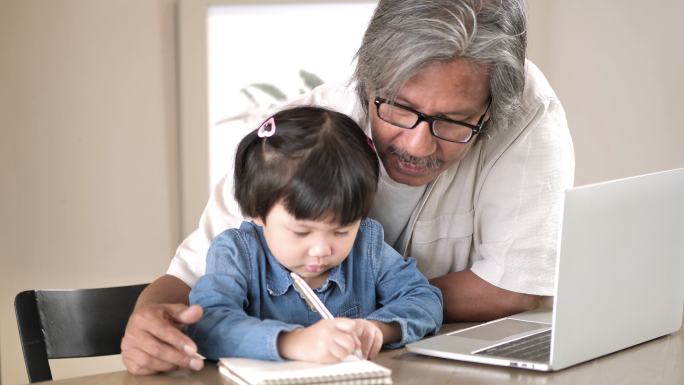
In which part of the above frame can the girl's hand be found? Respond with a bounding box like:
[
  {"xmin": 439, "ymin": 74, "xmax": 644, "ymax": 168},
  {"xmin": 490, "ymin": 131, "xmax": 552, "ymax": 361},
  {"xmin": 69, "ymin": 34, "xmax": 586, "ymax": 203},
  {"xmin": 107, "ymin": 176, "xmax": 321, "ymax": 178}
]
[
  {"xmin": 351, "ymin": 319, "xmax": 384, "ymax": 360},
  {"xmin": 278, "ymin": 318, "xmax": 362, "ymax": 363}
]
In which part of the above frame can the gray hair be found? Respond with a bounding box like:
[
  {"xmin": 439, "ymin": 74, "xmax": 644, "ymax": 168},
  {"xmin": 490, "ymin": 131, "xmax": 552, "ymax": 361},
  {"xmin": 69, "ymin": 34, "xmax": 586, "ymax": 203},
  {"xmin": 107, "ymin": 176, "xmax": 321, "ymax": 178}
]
[{"xmin": 353, "ymin": 0, "xmax": 527, "ymax": 130}]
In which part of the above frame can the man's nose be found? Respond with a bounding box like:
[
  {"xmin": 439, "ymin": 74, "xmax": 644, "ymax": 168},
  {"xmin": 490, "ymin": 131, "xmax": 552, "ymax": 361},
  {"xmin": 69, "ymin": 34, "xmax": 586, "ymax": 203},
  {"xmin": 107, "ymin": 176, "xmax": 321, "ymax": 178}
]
[{"xmin": 402, "ymin": 121, "xmax": 436, "ymax": 158}]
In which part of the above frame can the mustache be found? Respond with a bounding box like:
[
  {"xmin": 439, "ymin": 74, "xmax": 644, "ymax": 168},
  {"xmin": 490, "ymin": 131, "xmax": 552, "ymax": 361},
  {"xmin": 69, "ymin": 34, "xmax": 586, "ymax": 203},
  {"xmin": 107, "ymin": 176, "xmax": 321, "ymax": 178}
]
[{"xmin": 388, "ymin": 145, "xmax": 442, "ymax": 170}]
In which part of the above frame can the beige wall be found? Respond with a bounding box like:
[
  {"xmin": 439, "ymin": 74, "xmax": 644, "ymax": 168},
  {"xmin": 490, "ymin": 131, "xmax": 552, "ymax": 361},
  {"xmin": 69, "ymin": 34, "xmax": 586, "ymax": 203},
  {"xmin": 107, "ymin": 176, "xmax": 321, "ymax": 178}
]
[
  {"xmin": 1, "ymin": 1, "xmax": 683, "ymax": 384},
  {"xmin": 528, "ymin": 0, "xmax": 684, "ymax": 185},
  {"xmin": 0, "ymin": 0, "xmax": 180, "ymax": 384}
]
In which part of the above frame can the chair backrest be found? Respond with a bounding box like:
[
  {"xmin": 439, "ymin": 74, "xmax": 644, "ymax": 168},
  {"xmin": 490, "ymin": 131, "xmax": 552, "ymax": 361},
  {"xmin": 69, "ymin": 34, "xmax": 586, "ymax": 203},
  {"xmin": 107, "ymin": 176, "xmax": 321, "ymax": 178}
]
[{"xmin": 14, "ymin": 284, "xmax": 148, "ymax": 383}]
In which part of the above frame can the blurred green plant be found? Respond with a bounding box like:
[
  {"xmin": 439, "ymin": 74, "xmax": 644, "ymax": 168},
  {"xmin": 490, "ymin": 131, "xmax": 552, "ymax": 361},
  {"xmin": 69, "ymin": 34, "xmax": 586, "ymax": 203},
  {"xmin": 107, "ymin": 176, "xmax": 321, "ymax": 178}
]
[{"xmin": 217, "ymin": 70, "xmax": 324, "ymax": 125}]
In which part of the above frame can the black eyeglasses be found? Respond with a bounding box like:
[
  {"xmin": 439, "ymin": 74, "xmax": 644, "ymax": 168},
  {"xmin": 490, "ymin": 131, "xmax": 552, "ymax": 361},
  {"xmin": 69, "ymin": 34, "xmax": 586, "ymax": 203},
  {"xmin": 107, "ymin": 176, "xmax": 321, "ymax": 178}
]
[{"xmin": 374, "ymin": 97, "xmax": 490, "ymax": 143}]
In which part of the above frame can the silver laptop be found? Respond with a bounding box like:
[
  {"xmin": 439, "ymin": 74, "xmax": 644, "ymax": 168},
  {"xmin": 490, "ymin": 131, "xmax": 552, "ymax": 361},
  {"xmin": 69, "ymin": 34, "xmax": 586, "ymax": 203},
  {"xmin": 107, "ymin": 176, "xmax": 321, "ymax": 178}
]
[{"xmin": 407, "ymin": 168, "xmax": 684, "ymax": 371}]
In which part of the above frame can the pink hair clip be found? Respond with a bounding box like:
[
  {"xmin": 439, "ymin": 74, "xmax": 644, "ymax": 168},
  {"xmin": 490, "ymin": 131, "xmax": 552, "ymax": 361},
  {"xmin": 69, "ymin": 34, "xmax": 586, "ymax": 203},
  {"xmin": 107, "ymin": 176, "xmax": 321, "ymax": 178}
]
[{"xmin": 257, "ymin": 117, "xmax": 276, "ymax": 138}]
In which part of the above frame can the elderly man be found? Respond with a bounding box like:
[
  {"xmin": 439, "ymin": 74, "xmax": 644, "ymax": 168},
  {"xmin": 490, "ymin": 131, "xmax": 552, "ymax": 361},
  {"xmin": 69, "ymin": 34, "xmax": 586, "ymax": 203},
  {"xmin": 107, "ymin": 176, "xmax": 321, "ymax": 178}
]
[{"xmin": 122, "ymin": 0, "xmax": 574, "ymax": 375}]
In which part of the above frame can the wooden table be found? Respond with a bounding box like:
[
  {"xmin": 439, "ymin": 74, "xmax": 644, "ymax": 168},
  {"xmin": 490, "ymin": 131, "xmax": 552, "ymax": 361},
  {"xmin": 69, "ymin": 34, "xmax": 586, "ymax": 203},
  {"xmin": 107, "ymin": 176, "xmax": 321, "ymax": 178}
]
[{"xmin": 39, "ymin": 322, "xmax": 683, "ymax": 385}]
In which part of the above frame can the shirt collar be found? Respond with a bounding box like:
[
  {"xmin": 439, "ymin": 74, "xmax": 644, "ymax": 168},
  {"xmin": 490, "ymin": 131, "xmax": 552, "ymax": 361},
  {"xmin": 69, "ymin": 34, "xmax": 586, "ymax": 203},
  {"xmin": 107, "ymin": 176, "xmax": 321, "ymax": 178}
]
[{"xmin": 319, "ymin": 264, "xmax": 346, "ymax": 293}]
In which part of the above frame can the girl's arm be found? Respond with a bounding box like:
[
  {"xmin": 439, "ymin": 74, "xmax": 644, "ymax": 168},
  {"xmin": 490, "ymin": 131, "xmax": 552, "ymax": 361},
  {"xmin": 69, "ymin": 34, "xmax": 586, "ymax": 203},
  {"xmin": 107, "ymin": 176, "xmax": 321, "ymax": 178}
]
[
  {"xmin": 366, "ymin": 238, "xmax": 444, "ymax": 348},
  {"xmin": 187, "ymin": 231, "xmax": 300, "ymax": 361}
]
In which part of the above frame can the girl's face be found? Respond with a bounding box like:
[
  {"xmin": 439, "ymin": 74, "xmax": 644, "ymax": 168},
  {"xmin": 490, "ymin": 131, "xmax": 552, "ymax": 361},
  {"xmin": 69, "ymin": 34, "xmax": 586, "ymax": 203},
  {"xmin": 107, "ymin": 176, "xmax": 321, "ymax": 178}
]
[{"xmin": 254, "ymin": 202, "xmax": 361, "ymax": 288}]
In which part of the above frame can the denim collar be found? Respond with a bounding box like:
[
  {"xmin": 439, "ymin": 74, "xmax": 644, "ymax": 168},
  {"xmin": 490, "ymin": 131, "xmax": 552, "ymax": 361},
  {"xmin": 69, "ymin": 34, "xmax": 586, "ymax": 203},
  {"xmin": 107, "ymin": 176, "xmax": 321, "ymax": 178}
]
[{"xmin": 249, "ymin": 221, "xmax": 347, "ymax": 296}]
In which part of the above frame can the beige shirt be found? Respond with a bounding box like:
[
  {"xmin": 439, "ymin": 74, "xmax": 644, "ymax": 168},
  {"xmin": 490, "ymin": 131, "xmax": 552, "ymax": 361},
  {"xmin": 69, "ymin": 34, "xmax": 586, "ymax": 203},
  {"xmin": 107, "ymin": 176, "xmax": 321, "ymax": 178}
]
[{"xmin": 167, "ymin": 60, "xmax": 575, "ymax": 296}]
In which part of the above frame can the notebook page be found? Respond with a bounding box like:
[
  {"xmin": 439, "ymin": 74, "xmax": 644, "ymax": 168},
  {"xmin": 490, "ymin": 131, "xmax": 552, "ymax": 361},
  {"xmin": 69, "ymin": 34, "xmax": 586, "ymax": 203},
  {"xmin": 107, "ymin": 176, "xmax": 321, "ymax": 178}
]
[{"xmin": 219, "ymin": 357, "xmax": 392, "ymax": 385}]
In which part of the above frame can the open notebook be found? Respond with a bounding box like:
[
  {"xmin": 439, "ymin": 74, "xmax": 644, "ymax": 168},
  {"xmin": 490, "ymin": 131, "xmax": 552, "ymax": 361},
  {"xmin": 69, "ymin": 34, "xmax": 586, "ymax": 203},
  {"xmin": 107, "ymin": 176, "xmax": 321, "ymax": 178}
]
[{"xmin": 219, "ymin": 357, "xmax": 393, "ymax": 385}]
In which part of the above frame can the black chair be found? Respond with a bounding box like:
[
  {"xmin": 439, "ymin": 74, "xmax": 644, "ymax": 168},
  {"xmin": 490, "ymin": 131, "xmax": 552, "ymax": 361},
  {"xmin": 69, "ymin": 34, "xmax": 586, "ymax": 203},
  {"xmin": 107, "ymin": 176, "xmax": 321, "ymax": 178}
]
[{"xmin": 14, "ymin": 284, "xmax": 148, "ymax": 383}]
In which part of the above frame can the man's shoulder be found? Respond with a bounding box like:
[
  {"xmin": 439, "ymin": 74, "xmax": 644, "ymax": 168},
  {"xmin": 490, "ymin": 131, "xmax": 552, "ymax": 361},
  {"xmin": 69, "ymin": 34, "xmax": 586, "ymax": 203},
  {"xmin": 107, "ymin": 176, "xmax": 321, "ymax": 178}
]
[
  {"xmin": 521, "ymin": 59, "xmax": 560, "ymax": 109},
  {"xmin": 480, "ymin": 60, "xmax": 568, "ymax": 157}
]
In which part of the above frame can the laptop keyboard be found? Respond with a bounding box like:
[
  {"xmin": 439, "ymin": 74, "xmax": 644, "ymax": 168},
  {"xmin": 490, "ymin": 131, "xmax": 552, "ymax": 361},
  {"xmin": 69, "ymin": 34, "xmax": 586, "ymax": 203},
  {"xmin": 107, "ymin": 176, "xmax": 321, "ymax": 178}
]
[{"xmin": 474, "ymin": 329, "xmax": 552, "ymax": 362}]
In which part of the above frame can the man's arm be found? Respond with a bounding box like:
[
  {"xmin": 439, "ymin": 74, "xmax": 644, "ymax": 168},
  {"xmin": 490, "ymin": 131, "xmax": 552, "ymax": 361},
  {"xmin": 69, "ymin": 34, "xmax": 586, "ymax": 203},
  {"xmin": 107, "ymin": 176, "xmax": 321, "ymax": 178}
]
[
  {"xmin": 121, "ymin": 275, "xmax": 204, "ymax": 375},
  {"xmin": 430, "ymin": 270, "xmax": 540, "ymax": 322},
  {"xmin": 135, "ymin": 274, "xmax": 191, "ymax": 308}
]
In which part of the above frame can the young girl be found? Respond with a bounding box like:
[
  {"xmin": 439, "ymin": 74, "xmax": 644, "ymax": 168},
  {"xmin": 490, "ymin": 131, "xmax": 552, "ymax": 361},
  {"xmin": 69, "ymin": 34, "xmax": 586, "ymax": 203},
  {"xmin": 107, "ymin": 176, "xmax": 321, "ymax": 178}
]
[{"xmin": 188, "ymin": 106, "xmax": 442, "ymax": 363}]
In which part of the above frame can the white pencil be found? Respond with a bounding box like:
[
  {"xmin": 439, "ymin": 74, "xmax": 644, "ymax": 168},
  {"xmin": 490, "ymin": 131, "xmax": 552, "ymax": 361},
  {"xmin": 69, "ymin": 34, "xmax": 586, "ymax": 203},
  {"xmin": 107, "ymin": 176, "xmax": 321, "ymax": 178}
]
[
  {"xmin": 290, "ymin": 272, "xmax": 334, "ymax": 319},
  {"xmin": 290, "ymin": 272, "xmax": 362, "ymax": 360}
]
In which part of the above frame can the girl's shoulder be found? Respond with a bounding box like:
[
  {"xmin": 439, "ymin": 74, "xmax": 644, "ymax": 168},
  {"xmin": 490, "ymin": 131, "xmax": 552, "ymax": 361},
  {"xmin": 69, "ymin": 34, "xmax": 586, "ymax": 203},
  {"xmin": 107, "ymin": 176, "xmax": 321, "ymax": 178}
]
[
  {"xmin": 355, "ymin": 218, "xmax": 402, "ymax": 262},
  {"xmin": 207, "ymin": 221, "xmax": 264, "ymax": 267},
  {"xmin": 358, "ymin": 217, "xmax": 382, "ymax": 236},
  {"xmin": 356, "ymin": 217, "xmax": 382, "ymax": 246},
  {"xmin": 211, "ymin": 221, "xmax": 259, "ymax": 247}
]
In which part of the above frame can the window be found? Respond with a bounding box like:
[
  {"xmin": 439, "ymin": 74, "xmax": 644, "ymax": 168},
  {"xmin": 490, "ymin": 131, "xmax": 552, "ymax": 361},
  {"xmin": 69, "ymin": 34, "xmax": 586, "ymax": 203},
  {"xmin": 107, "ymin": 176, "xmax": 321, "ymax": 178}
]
[
  {"xmin": 178, "ymin": 1, "xmax": 376, "ymax": 233},
  {"xmin": 207, "ymin": 2, "xmax": 377, "ymax": 187}
]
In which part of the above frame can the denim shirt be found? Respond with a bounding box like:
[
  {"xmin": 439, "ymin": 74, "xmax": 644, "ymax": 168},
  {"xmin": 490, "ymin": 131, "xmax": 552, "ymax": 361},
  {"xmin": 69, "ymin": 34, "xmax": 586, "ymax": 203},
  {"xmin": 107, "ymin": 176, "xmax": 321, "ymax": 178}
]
[{"xmin": 188, "ymin": 218, "xmax": 443, "ymax": 361}]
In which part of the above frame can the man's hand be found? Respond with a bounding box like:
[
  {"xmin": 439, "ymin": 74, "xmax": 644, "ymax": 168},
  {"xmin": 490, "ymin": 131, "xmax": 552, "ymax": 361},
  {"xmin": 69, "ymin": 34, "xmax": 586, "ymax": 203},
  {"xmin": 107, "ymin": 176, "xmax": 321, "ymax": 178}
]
[
  {"xmin": 278, "ymin": 318, "xmax": 363, "ymax": 363},
  {"xmin": 121, "ymin": 303, "xmax": 203, "ymax": 375}
]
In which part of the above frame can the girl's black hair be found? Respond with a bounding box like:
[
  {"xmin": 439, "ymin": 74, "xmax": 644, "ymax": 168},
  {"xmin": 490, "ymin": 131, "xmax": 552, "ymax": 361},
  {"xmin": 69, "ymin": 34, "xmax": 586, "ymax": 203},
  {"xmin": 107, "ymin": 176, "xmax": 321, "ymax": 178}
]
[{"xmin": 234, "ymin": 106, "xmax": 379, "ymax": 225}]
